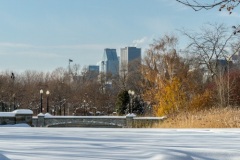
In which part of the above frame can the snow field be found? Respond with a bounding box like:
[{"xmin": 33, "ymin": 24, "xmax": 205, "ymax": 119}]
[{"xmin": 0, "ymin": 128, "xmax": 239, "ymax": 160}]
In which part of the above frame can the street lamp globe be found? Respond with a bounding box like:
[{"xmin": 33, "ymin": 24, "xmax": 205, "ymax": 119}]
[
  {"xmin": 128, "ymin": 90, "xmax": 135, "ymax": 96},
  {"xmin": 131, "ymin": 91, "xmax": 135, "ymax": 95},
  {"xmin": 46, "ymin": 90, "xmax": 50, "ymax": 95},
  {"xmin": 40, "ymin": 89, "xmax": 43, "ymax": 94}
]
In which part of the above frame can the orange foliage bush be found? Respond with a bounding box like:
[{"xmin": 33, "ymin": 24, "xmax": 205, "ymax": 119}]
[
  {"xmin": 188, "ymin": 90, "xmax": 214, "ymax": 111},
  {"xmin": 154, "ymin": 77, "xmax": 187, "ymax": 116}
]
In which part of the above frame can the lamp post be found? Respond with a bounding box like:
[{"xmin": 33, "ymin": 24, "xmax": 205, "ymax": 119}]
[
  {"xmin": 13, "ymin": 94, "xmax": 16, "ymax": 111},
  {"xmin": 128, "ymin": 90, "xmax": 135, "ymax": 114},
  {"xmin": 83, "ymin": 100, "xmax": 86, "ymax": 116},
  {"xmin": 57, "ymin": 99, "xmax": 66, "ymax": 116},
  {"xmin": 63, "ymin": 103, "xmax": 66, "ymax": 116},
  {"xmin": 40, "ymin": 89, "xmax": 43, "ymax": 113},
  {"xmin": 46, "ymin": 90, "xmax": 50, "ymax": 113},
  {"xmin": 11, "ymin": 72, "xmax": 15, "ymax": 111},
  {"xmin": 54, "ymin": 106, "xmax": 56, "ymax": 116}
]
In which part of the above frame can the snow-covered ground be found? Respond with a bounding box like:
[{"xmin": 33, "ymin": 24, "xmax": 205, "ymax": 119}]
[{"xmin": 0, "ymin": 127, "xmax": 240, "ymax": 160}]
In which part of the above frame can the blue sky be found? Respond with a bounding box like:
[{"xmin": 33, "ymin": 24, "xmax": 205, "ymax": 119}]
[{"xmin": 0, "ymin": 0, "xmax": 239, "ymax": 72}]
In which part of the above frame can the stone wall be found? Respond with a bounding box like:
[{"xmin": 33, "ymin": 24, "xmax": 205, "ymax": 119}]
[
  {"xmin": 32, "ymin": 114, "xmax": 165, "ymax": 128},
  {"xmin": 0, "ymin": 109, "xmax": 33, "ymax": 126},
  {"xmin": 33, "ymin": 115, "xmax": 127, "ymax": 127},
  {"xmin": 0, "ymin": 117, "xmax": 16, "ymax": 125}
]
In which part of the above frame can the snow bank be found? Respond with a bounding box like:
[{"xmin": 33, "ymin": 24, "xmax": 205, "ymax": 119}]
[
  {"xmin": 135, "ymin": 117, "xmax": 165, "ymax": 120},
  {"xmin": 126, "ymin": 113, "xmax": 136, "ymax": 117},
  {"xmin": 0, "ymin": 112, "xmax": 15, "ymax": 117},
  {"xmin": 0, "ymin": 123, "xmax": 31, "ymax": 127},
  {"xmin": 13, "ymin": 109, "xmax": 33, "ymax": 114},
  {"xmin": 44, "ymin": 115, "xmax": 126, "ymax": 119},
  {"xmin": 0, "ymin": 128, "xmax": 240, "ymax": 159},
  {"xmin": 0, "ymin": 109, "xmax": 33, "ymax": 117},
  {"xmin": 44, "ymin": 113, "xmax": 52, "ymax": 117},
  {"xmin": 37, "ymin": 113, "xmax": 44, "ymax": 116}
]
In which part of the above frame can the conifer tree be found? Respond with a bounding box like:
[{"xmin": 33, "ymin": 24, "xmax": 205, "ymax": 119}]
[{"xmin": 115, "ymin": 90, "xmax": 129, "ymax": 115}]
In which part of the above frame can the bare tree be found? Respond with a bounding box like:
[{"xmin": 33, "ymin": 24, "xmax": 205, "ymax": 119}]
[
  {"xmin": 181, "ymin": 23, "xmax": 239, "ymax": 78},
  {"xmin": 176, "ymin": 0, "xmax": 240, "ymax": 13},
  {"xmin": 182, "ymin": 23, "xmax": 240, "ymax": 107},
  {"xmin": 141, "ymin": 35, "xmax": 208, "ymax": 115},
  {"xmin": 119, "ymin": 59, "xmax": 143, "ymax": 94},
  {"xmin": 141, "ymin": 35, "xmax": 180, "ymax": 104}
]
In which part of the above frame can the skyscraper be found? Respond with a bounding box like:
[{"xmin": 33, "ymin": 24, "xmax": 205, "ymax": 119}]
[
  {"xmin": 120, "ymin": 47, "xmax": 141, "ymax": 76},
  {"xmin": 87, "ymin": 65, "xmax": 99, "ymax": 79},
  {"xmin": 101, "ymin": 48, "xmax": 119, "ymax": 76},
  {"xmin": 88, "ymin": 65, "xmax": 99, "ymax": 73}
]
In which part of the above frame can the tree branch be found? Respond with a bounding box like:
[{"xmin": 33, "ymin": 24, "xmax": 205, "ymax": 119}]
[{"xmin": 176, "ymin": 0, "xmax": 239, "ymax": 13}]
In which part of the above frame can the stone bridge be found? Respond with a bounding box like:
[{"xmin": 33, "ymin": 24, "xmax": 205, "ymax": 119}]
[{"xmin": 32, "ymin": 113, "xmax": 165, "ymax": 128}]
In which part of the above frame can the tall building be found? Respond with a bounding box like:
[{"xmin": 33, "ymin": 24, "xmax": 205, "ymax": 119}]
[
  {"xmin": 87, "ymin": 65, "xmax": 99, "ymax": 79},
  {"xmin": 88, "ymin": 65, "xmax": 99, "ymax": 73},
  {"xmin": 101, "ymin": 48, "xmax": 119, "ymax": 76},
  {"xmin": 120, "ymin": 47, "xmax": 141, "ymax": 76}
]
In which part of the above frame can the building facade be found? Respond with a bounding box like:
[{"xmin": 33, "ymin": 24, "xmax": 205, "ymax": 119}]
[
  {"xmin": 120, "ymin": 47, "xmax": 141, "ymax": 76},
  {"xmin": 88, "ymin": 65, "xmax": 99, "ymax": 73},
  {"xmin": 101, "ymin": 48, "xmax": 119, "ymax": 76},
  {"xmin": 87, "ymin": 65, "xmax": 99, "ymax": 79}
]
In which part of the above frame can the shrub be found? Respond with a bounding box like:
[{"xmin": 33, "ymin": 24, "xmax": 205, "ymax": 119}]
[
  {"xmin": 115, "ymin": 90, "xmax": 130, "ymax": 115},
  {"xmin": 154, "ymin": 107, "xmax": 240, "ymax": 128}
]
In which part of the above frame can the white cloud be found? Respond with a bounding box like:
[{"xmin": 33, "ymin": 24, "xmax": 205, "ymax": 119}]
[
  {"xmin": 132, "ymin": 37, "xmax": 148, "ymax": 47},
  {"xmin": 131, "ymin": 35, "xmax": 159, "ymax": 55}
]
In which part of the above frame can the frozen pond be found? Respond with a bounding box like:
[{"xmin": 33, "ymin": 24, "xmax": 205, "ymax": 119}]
[{"xmin": 0, "ymin": 127, "xmax": 240, "ymax": 160}]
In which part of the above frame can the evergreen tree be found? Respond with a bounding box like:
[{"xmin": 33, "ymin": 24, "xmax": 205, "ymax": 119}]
[
  {"xmin": 115, "ymin": 90, "xmax": 129, "ymax": 115},
  {"xmin": 132, "ymin": 96, "xmax": 144, "ymax": 115}
]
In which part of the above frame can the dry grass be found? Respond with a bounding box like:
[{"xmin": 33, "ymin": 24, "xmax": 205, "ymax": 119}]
[{"xmin": 155, "ymin": 107, "xmax": 240, "ymax": 128}]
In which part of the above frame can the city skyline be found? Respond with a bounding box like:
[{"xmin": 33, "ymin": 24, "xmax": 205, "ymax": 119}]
[
  {"xmin": 0, "ymin": 0, "xmax": 239, "ymax": 72},
  {"xmin": 100, "ymin": 48, "xmax": 119, "ymax": 76},
  {"xmin": 120, "ymin": 47, "xmax": 141, "ymax": 76}
]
